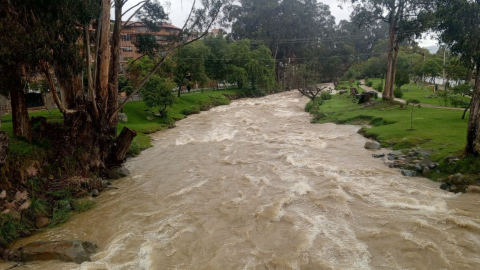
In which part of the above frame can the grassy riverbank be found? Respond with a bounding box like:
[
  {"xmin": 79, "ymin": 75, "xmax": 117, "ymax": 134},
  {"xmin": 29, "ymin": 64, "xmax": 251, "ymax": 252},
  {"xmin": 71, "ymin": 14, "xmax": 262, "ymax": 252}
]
[
  {"xmin": 312, "ymin": 93, "xmax": 468, "ymax": 161},
  {"xmin": 0, "ymin": 88, "xmax": 243, "ymax": 248}
]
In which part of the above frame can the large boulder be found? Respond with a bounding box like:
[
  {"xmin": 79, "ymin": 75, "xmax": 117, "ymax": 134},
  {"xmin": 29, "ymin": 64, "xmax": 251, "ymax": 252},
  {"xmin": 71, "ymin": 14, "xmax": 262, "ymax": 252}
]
[
  {"xmin": 364, "ymin": 141, "xmax": 381, "ymax": 150},
  {"xmin": 108, "ymin": 167, "xmax": 130, "ymax": 179},
  {"xmin": 21, "ymin": 241, "xmax": 97, "ymax": 264}
]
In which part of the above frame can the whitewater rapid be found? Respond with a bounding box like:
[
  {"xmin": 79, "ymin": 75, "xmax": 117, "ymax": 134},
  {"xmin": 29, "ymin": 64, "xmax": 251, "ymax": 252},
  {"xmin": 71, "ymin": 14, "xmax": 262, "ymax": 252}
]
[{"xmin": 6, "ymin": 91, "xmax": 480, "ymax": 269}]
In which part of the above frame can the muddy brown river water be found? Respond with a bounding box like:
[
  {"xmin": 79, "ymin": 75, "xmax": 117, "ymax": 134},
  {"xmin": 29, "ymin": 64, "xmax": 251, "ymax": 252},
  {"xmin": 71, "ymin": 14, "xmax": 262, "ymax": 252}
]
[{"xmin": 3, "ymin": 91, "xmax": 480, "ymax": 269}]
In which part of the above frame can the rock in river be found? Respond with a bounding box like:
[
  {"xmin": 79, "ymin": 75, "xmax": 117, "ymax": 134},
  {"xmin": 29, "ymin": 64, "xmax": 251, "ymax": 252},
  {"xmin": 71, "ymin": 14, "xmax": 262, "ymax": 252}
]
[
  {"xmin": 401, "ymin": 170, "xmax": 416, "ymax": 177},
  {"xmin": 364, "ymin": 141, "xmax": 380, "ymax": 149},
  {"xmin": 108, "ymin": 167, "xmax": 130, "ymax": 179},
  {"xmin": 21, "ymin": 240, "xmax": 98, "ymax": 264}
]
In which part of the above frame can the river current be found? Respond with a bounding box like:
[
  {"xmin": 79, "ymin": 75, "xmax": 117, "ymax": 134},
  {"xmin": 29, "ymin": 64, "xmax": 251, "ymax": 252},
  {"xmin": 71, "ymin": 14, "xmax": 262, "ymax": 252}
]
[{"xmin": 6, "ymin": 91, "xmax": 480, "ymax": 269}]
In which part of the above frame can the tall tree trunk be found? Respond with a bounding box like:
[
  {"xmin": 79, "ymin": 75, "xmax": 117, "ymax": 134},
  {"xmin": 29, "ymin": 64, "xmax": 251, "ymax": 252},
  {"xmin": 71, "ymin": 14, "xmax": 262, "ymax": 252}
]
[
  {"xmin": 10, "ymin": 86, "xmax": 32, "ymax": 141},
  {"xmin": 95, "ymin": 0, "xmax": 111, "ymax": 106},
  {"xmin": 383, "ymin": 10, "xmax": 396, "ymax": 100},
  {"xmin": 108, "ymin": 1, "xmax": 122, "ymax": 130},
  {"xmin": 466, "ymin": 68, "xmax": 480, "ymax": 155}
]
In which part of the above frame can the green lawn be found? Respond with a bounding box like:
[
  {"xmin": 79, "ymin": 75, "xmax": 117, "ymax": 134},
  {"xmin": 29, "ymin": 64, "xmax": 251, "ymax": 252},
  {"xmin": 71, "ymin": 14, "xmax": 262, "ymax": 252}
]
[
  {"xmin": 316, "ymin": 94, "xmax": 468, "ymax": 161},
  {"xmin": 336, "ymin": 80, "xmax": 366, "ymax": 93},
  {"xmin": 368, "ymin": 78, "xmax": 470, "ymax": 107},
  {"xmin": 1, "ymin": 89, "xmax": 242, "ymax": 153}
]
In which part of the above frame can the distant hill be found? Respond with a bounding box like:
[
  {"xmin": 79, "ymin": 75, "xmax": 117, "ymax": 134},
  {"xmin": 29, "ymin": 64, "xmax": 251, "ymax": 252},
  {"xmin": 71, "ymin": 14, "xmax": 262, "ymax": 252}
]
[{"xmin": 425, "ymin": 45, "xmax": 439, "ymax": 54}]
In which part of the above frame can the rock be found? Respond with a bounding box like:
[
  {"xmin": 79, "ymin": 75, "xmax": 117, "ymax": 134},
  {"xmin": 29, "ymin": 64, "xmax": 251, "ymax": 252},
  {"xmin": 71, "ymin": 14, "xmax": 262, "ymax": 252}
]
[
  {"xmin": 412, "ymin": 164, "xmax": 423, "ymax": 172},
  {"xmin": 408, "ymin": 151, "xmax": 417, "ymax": 157},
  {"xmin": 364, "ymin": 141, "xmax": 381, "ymax": 149},
  {"xmin": 102, "ymin": 180, "xmax": 111, "ymax": 187},
  {"xmin": 372, "ymin": 153, "xmax": 385, "ymax": 158},
  {"xmin": 91, "ymin": 189, "xmax": 99, "ymax": 197},
  {"xmin": 388, "ymin": 151, "xmax": 402, "ymax": 156},
  {"xmin": 108, "ymin": 167, "xmax": 131, "ymax": 179},
  {"xmin": 440, "ymin": 183, "xmax": 451, "ymax": 190},
  {"xmin": 118, "ymin": 113, "xmax": 128, "ymax": 123},
  {"xmin": 437, "ymin": 178, "xmax": 446, "ymax": 183},
  {"xmin": 2, "ymin": 209, "xmax": 21, "ymax": 220},
  {"xmin": 379, "ymin": 108, "xmax": 385, "ymax": 111},
  {"xmin": 36, "ymin": 217, "xmax": 50, "ymax": 228},
  {"xmin": 393, "ymin": 160, "xmax": 406, "ymax": 168},
  {"xmin": 338, "ymin": 90, "xmax": 348, "ymax": 95},
  {"xmin": 358, "ymin": 93, "xmax": 371, "ymax": 104},
  {"xmin": 387, "ymin": 155, "xmax": 395, "ymax": 161},
  {"xmin": 48, "ymin": 175, "xmax": 54, "ymax": 180},
  {"xmin": 422, "ymin": 167, "xmax": 430, "ymax": 177},
  {"xmin": 428, "ymin": 163, "xmax": 436, "ymax": 169},
  {"xmin": 21, "ymin": 240, "xmax": 97, "ymax": 264},
  {"xmin": 418, "ymin": 151, "xmax": 430, "ymax": 157},
  {"xmin": 146, "ymin": 116, "xmax": 154, "ymax": 121},
  {"xmin": 401, "ymin": 170, "xmax": 416, "ymax": 177},
  {"xmin": 466, "ymin": 185, "xmax": 480, "ymax": 193},
  {"xmin": 443, "ymin": 156, "xmax": 457, "ymax": 163},
  {"xmin": 450, "ymin": 173, "xmax": 464, "ymax": 185},
  {"xmin": 58, "ymin": 200, "xmax": 71, "ymax": 210}
]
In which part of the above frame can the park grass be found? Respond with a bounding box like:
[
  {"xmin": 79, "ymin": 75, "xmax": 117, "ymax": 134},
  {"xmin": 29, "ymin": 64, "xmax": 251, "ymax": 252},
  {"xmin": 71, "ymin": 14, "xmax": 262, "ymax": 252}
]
[
  {"xmin": 0, "ymin": 89, "xmax": 243, "ymax": 155},
  {"xmin": 369, "ymin": 78, "xmax": 470, "ymax": 107},
  {"xmin": 315, "ymin": 94, "xmax": 468, "ymax": 161},
  {"xmin": 335, "ymin": 80, "xmax": 366, "ymax": 93}
]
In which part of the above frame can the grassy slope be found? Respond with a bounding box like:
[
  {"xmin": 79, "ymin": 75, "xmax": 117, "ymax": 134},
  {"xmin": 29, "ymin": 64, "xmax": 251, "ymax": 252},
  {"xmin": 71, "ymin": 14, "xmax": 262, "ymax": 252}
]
[
  {"xmin": 1, "ymin": 89, "xmax": 240, "ymax": 153},
  {"xmin": 317, "ymin": 94, "xmax": 468, "ymax": 161},
  {"xmin": 118, "ymin": 89, "xmax": 240, "ymax": 149},
  {"xmin": 369, "ymin": 78, "xmax": 470, "ymax": 106}
]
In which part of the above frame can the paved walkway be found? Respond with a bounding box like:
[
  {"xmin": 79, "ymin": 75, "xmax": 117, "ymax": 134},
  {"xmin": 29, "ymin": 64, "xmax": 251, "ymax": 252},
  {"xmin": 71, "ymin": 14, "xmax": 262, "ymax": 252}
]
[{"xmin": 360, "ymin": 80, "xmax": 466, "ymax": 111}]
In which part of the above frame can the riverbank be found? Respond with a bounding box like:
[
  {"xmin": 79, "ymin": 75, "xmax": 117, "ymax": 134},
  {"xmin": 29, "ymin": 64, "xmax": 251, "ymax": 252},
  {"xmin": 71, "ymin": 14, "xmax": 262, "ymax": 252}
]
[
  {"xmin": 0, "ymin": 88, "xmax": 245, "ymax": 253},
  {"xmin": 308, "ymin": 91, "xmax": 479, "ymax": 186},
  {"xmin": 7, "ymin": 90, "xmax": 480, "ymax": 269}
]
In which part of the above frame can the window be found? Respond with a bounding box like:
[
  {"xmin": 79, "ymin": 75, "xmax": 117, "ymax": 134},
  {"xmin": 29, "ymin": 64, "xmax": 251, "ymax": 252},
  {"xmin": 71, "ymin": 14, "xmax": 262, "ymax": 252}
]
[
  {"xmin": 136, "ymin": 26, "xmax": 147, "ymax": 32},
  {"xmin": 121, "ymin": 34, "xmax": 131, "ymax": 41},
  {"xmin": 155, "ymin": 35, "xmax": 167, "ymax": 41},
  {"xmin": 122, "ymin": 46, "xmax": 133, "ymax": 52}
]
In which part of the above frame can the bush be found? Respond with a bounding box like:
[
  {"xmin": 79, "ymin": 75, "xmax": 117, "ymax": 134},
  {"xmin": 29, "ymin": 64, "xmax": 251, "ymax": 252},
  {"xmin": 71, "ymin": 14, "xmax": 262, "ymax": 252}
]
[
  {"xmin": 181, "ymin": 106, "xmax": 200, "ymax": 115},
  {"xmin": 375, "ymin": 84, "xmax": 383, "ymax": 92},
  {"xmin": 304, "ymin": 99, "xmax": 323, "ymax": 114},
  {"xmin": 394, "ymin": 88, "xmax": 403, "ymax": 98},
  {"xmin": 366, "ymin": 81, "xmax": 373, "ymax": 87},
  {"xmin": 127, "ymin": 139, "xmax": 141, "ymax": 157},
  {"xmin": 320, "ymin": 91, "xmax": 332, "ymax": 100}
]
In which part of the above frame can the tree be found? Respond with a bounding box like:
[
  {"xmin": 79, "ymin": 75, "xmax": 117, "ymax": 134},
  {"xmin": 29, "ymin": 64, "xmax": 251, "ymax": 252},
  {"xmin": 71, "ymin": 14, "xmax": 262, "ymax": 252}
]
[
  {"xmin": 229, "ymin": 0, "xmax": 336, "ymax": 81},
  {"xmin": 343, "ymin": 0, "xmax": 434, "ymax": 100},
  {"xmin": 140, "ymin": 76, "xmax": 176, "ymax": 118},
  {"xmin": 434, "ymin": 0, "xmax": 480, "ymax": 155},
  {"xmin": 395, "ymin": 69, "xmax": 410, "ymax": 90},
  {"xmin": 0, "ymin": 0, "xmax": 228, "ymax": 172},
  {"xmin": 406, "ymin": 99, "xmax": 421, "ymax": 131},
  {"xmin": 166, "ymin": 41, "xmax": 210, "ymax": 97},
  {"xmin": 204, "ymin": 34, "xmax": 230, "ymax": 90}
]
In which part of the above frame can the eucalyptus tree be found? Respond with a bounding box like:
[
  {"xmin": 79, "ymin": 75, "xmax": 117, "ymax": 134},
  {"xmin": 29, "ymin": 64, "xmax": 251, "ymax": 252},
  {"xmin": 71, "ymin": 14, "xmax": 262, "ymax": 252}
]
[
  {"xmin": 229, "ymin": 0, "xmax": 336, "ymax": 80},
  {"xmin": 0, "ymin": 0, "xmax": 228, "ymax": 171},
  {"xmin": 434, "ymin": 0, "xmax": 480, "ymax": 155},
  {"xmin": 341, "ymin": 0, "xmax": 434, "ymax": 100}
]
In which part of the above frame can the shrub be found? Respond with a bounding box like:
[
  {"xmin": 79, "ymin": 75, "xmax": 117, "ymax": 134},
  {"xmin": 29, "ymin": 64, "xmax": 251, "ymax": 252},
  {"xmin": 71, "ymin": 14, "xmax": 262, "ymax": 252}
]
[
  {"xmin": 366, "ymin": 81, "xmax": 373, "ymax": 87},
  {"xmin": 320, "ymin": 91, "xmax": 332, "ymax": 100},
  {"xmin": 304, "ymin": 99, "xmax": 323, "ymax": 114},
  {"xmin": 394, "ymin": 88, "xmax": 403, "ymax": 98},
  {"xmin": 127, "ymin": 140, "xmax": 141, "ymax": 157},
  {"xmin": 375, "ymin": 84, "xmax": 383, "ymax": 92},
  {"xmin": 181, "ymin": 106, "xmax": 200, "ymax": 115},
  {"xmin": 73, "ymin": 200, "xmax": 96, "ymax": 213}
]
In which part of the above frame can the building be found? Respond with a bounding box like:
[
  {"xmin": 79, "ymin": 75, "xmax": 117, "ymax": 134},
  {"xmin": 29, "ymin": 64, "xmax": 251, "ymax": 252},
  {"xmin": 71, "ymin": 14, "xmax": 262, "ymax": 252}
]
[{"xmin": 120, "ymin": 22, "xmax": 182, "ymax": 65}]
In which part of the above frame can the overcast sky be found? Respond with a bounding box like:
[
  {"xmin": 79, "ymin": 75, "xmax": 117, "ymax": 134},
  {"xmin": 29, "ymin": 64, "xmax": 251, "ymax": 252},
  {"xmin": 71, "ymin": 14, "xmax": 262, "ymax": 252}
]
[{"xmin": 121, "ymin": 0, "xmax": 437, "ymax": 48}]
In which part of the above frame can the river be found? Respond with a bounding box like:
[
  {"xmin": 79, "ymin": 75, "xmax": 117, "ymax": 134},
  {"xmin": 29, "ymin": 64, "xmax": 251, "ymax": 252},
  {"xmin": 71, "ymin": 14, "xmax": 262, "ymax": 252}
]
[{"xmin": 5, "ymin": 91, "xmax": 480, "ymax": 269}]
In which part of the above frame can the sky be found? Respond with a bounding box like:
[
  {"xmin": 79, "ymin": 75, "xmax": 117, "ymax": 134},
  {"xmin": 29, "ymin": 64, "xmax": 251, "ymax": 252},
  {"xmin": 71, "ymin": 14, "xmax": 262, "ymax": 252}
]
[{"xmin": 121, "ymin": 0, "xmax": 438, "ymax": 49}]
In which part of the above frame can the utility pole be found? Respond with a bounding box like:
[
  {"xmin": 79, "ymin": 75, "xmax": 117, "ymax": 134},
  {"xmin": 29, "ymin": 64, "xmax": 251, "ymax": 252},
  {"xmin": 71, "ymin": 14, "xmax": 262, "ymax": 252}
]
[{"xmin": 443, "ymin": 44, "xmax": 447, "ymax": 91}]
